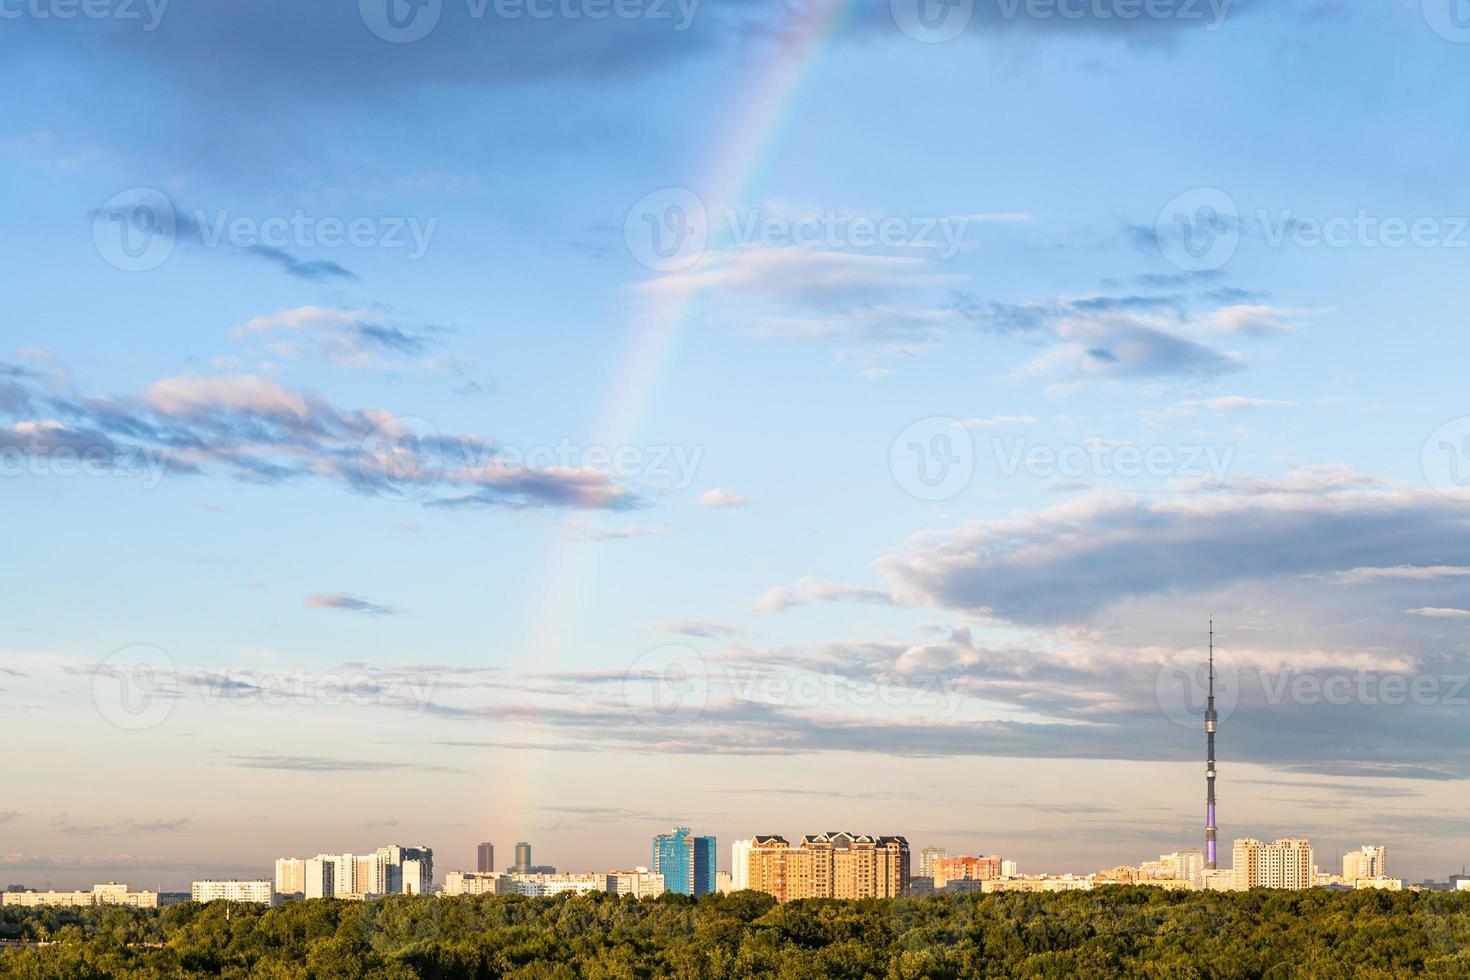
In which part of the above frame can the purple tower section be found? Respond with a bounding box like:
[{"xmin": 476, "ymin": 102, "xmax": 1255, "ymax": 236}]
[{"xmin": 1204, "ymin": 622, "xmax": 1218, "ymax": 871}]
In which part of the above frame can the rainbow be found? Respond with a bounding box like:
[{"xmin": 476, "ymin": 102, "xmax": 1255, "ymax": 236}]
[{"xmin": 502, "ymin": 0, "xmax": 859, "ymax": 820}]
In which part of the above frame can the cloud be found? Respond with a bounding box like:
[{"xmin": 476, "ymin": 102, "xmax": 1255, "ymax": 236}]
[
  {"xmin": 1334, "ymin": 566, "xmax": 1470, "ymax": 585},
  {"xmin": 1407, "ymin": 607, "xmax": 1470, "ymax": 619},
  {"xmin": 231, "ymin": 306, "xmax": 445, "ymax": 365},
  {"xmin": 880, "ymin": 482, "xmax": 1470, "ymax": 626},
  {"xmin": 756, "ymin": 574, "xmax": 896, "ymax": 612},
  {"xmin": 1166, "ymin": 395, "xmax": 1297, "ymax": 417},
  {"xmin": 656, "ymin": 619, "xmax": 745, "ymax": 638},
  {"xmin": 0, "ymin": 811, "xmax": 18, "ymax": 824},
  {"xmin": 1206, "ymin": 304, "xmax": 1296, "ymax": 335},
  {"xmin": 698, "ymin": 488, "xmax": 750, "ymax": 508},
  {"xmin": 954, "ymin": 293, "xmax": 1295, "ymax": 384},
  {"xmin": 957, "ymin": 415, "xmax": 1038, "ymax": 428},
  {"xmin": 228, "ymin": 754, "xmax": 461, "ymax": 774},
  {"xmin": 56, "ymin": 818, "xmax": 189, "ymax": 835},
  {"xmin": 0, "ymin": 362, "xmax": 641, "ymax": 510},
  {"xmin": 91, "ymin": 199, "xmax": 356, "ymax": 281},
  {"xmin": 305, "ymin": 593, "xmax": 397, "ymax": 616}
]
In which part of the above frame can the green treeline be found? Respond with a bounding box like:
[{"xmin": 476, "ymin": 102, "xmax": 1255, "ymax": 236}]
[{"xmin": 2, "ymin": 886, "xmax": 1469, "ymax": 978}]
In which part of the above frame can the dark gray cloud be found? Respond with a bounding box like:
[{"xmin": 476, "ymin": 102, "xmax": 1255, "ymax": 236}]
[{"xmin": 879, "ymin": 483, "xmax": 1470, "ymax": 626}]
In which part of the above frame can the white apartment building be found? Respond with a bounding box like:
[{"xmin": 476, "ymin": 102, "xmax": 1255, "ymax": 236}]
[
  {"xmin": 604, "ymin": 869, "xmax": 665, "ymax": 899},
  {"xmin": 276, "ymin": 844, "xmax": 433, "ymax": 899},
  {"xmin": 1, "ymin": 883, "xmax": 159, "ymax": 909},
  {"xmin": 502, "ymin": 873, "xmax": 604, "ymax": 898},
  {"xmin": 1343, "ymin": 845, "xmax": 1387, "ymax": 882},
  {"xmin": 443, "ymin": 871, "xmax": 502, "ymax": 897},
  {"xmin": 304, "ymin": 857, "xmax": 335, "ymax": 899},
  {"xmin": 1000, "ymin": 860, "xmax": 1018, "ymax": 879},
  {"xmin": 191, "ymin": 880, "xmax": 278, "ymax": 905},
  {"xmin": 730, "ymin": 839, "xmax": 752, "ymax": 891}
]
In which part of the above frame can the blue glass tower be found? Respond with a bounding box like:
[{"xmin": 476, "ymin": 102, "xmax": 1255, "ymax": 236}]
[{"xmin": 653, "ymin": 826, "xmax": 717, "ymax": 896}]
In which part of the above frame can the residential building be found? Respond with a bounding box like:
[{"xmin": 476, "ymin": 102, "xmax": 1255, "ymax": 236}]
[
  {"xmin": 919, "ymin": 847, "xmax": 946, "ymax": 880},
  {"xmin": 192, "ymin": 880, "xmax": 277, "ymax": 905},
  {"xmin": 1001, "ymin": 860, "xmax": 1019, "ymax": 878},
  {"xmin": 1355, "ymin": 877, "xmax": 1403, "ymax": 891},
  {"xmin": 935, "ymin": 855, "xmax": 1001, "ymax": 887},
  {"xmin": 477, "ymin": 842, "xmax": 495, "ymax": 873},
  {"xmin": 444, "ymin": 871, "xmax": 502, "ymax": 897},
  {"xmin": 715, "ymin": 871, "xmax": 733, "ymax": 895},
  {"xmin": 376, "ymin": 844, "xmax": 433, "ymax": 896},
  {"xmin": 730, "ymin": 839, "xmax": 752, "ymax": 891},
  {"xmin": 304, "ymin": 857, "xmax": 335, "ymax": 899},
  {"xmin": 604, "ymin": 868, "xmax": 665, "ymax": 899},
  {"xmin": 1232, "ymin": 838, "xmax": 1314, "ymax": 890},
  {"xmin": 981, "ymin": 875, "xmax": 1092, "ymax": 893},
  {"xmin": 1, "ymin": 883, "xmax": 159, "ymax": 909},
  {"xmin": 746, "ymin": 833, "xmax": 909, "ymax": 902},
  {"xmin": 500, "ymin": 873, "xmax": 603, "ymax": 898},
  {"xmin": 652, "ymin": 826, "xmax": 717, "ymax": 897},
  {"xmin": 1343, "ymin": 845, "xmax": 1387, "ymax": 882},
  {"xmin": 275, "ymin": 858, "xmax": 307, "ymax": 898}
]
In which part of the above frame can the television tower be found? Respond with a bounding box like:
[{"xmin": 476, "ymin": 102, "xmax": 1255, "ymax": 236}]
[{"xmin": 1205, "ymin": 619, "xmax": 1218, "ymax": 870}]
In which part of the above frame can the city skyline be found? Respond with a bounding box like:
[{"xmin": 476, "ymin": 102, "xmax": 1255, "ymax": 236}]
[{"xmin": 7, "ymin": 0, "xmax": 1470, "ymax": 897}]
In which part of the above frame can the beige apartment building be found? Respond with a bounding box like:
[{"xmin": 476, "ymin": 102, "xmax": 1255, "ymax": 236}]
[
  {"xmin": 746, "ymin": 833, "xmax": 909, "ymax": 902},
  {"xmin": 1, "ymin": 882, "xmax": 159, "ymax": 909},
  {"xmin": 1232, "ymin": 838, "xmax": 1314, "ymax": 890}
]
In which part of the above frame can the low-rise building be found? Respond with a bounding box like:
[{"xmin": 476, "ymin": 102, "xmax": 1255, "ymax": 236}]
[
  {"xmin": 191, "ymin": 880, "xmax": 278, "ymax": 905},
  {"xmin": 0, "ymin": 883, "xmax": 160, "ymax": 909},
  {"xmin": 981, "ymin": 875, "xmax": 1093, "ymax": 893}
]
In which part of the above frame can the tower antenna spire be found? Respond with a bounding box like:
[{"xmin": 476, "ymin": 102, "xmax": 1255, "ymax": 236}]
[{"xmin": 1205, "ymin": 618, "xmax": 1218, "ymax": 871}]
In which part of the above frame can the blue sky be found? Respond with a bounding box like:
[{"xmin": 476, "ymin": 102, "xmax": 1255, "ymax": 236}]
[{"xmin": 5, "ymin": 0, "xmax": 1470, "ymax": 888}]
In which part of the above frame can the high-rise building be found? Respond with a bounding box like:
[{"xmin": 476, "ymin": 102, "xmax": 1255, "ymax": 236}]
[
  {"xmin": 1343, "ymin": 845, "xmax": 1387, "ymax": 882},
  {"xmin": 477, "ymin": 842, "xmax": 495, "ymax": 874},
  {"xmin": 376, "ymin": 845, "xmax": 433, "ymax": 895},
  {"xmin": 275, "ymin": 858, "xmax": 307, "ymax": 897},
  {"xmin": 747, "ymin": 833, "xmax": 909, "ymax": 902},
  {"xmin": 1204, "ymin": 622, "xmax": 1219, "ymax": 871},
  {"xmin": 652, "ymin": 826, "xmax": 717, "ymax": 897},
  {"xmin": 1161, "ymin": 849, "xmax": 1205, "ymax": 889},
  {"xmin": 304, "ymin": 858, "xmax": 335, "ymax": 899},
  {"xmin": 514, "ymin": 842, "xmax": 532, "ymax": 872},
  {"xmin": 919, "ymin": 847, "xmax": 947, "ymax": 880},
  {"xmin": 192, "ymin": 880, "xmax": 278, "ymax": 906},
  {"xmin": 730, "ymin": 839, "xmax": 752, "ymax": 891},
  {"xmin": 1232, "ymin": 838, "xmax": 1313, "ymax": 890}
]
